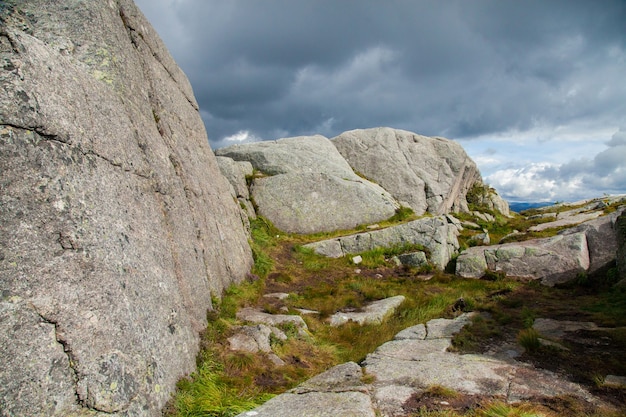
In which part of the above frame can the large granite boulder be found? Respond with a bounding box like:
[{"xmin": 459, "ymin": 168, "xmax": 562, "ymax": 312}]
[
  {"xmin": 456, "ymin": 233, "xmax": 590, "ymax": 286},
  {"xmin": 559, "ymin": 207, "xmax": 625, "ymax": 276},
  {"xmin": 303, "ymin": 216, "xmax": 460, "ymax": 269},
  {"xmin": 0, "ymin": 2, "xmax": 252, "ymax": 416},
  {"xmin": 216, "ymin": 135, "xmax": 399, "ymax": 234},
  {"xmin": 332, "ymin": 127, "xmax": 501, "ymax": 216}
]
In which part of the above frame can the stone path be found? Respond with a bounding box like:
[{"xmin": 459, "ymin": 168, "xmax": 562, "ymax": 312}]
[{"xmin": 237, "ymin": 314, "xmax": 605, "ymax": 417}]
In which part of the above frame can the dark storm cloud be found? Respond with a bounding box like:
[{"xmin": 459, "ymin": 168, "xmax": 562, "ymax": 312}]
[{"xmin": 136, "ymin": 0, "xmax": 626, "ymax": 200}]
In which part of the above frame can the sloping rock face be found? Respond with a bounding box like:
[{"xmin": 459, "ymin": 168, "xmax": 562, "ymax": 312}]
[
  {"xmin": 0, "ymin": 2, "xmax": 252, "ymax": 416},
  {"xmin": 332, "ymin": 127, "xmax": 502, "ymax": 215},
  {"xmin": 303, "ymin": 216, "xmax": 460, "ymax": 269},
  {"xmin": 216, "ymin": 135, "xmax": 399, "ymax": 234}
]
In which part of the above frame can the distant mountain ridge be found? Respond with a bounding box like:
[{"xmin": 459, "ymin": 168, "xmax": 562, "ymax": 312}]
[{"xmin": 509, "ymin": 201, "xmax": 555, "ymax": 212}]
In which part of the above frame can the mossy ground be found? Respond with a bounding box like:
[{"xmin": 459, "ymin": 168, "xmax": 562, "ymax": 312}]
[{"xmin": 166, "ymin": 204, "xmax": 626, "ymax": 417}]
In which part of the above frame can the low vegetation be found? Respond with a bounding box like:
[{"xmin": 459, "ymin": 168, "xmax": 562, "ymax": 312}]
[{"xmin": 166, "ymin": 202, "xmax": 626, "ymax": 417}]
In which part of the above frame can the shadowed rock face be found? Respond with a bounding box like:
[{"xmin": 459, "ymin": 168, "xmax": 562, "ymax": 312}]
[
  {"xmin": 0, "ymin": 1, "xmax": 252, "ymax": 416},
  {"xmin": 332, "ymin": 127, "xmax": 494, "ymax": 216}
]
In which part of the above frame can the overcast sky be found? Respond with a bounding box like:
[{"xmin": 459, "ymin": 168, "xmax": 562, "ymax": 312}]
[{"xmin": 134, "ymin": 0, "xmax": 626, "ymax": 203}]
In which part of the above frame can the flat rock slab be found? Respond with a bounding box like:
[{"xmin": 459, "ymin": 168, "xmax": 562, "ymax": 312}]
[
  {"xmin": 329, "ymin": 296, "xmax": 405, "ymax": 326},
  {"xmin": 533, "ymin": 318, "xmax": 600, "ymax": 340},
  {"xmin": 529, "ymin": 211, "xmax": 603, "ymax": 232},
  {"xmin": 304, "ymin": 216, "xmax": 460, "ymax": 269}
]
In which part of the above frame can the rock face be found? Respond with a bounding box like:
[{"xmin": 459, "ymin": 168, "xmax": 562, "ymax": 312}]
[
  {"xmin": 332, "ymin": 127, "xmax": 496, "ymax": 215},
  {"xmin": 0, "ymin": 2, "xmax": 252, "ymax": 416},
  {"xmin": 216, "ymin": 135, "xmax": 399, "ymax": 234},
  {"xmin": 303, "ymin": 216, "xmax": 460, "ymax": 269}
]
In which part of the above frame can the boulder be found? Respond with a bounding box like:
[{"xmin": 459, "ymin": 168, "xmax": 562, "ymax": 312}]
[
  {"xmin": 0, "ymin": 2, "xmax": 252, "ymax": 416},
  {"xmin": 329, "ymin": 295, "xmax": 405, "ymax": 326},
  {"xmin": 251, "ymin": 172, "xmax": 398, "ymax": 234},
  {"xmin": 332, "ymin": 127, "xmax": 501, "ymax": 215},
  {"xmin": 216, "ymin": 135, "xmax": 399, "ymax": 234},
  {"xmin": 559, "ymin": 207, "xmax": 625, "ymax": 275},
  {"xmin": 303, "ymin": 216, "xmax": 460, "ymax": 269},
  {"xmin": 456, "ymin": 233, "xmax": 589, "ymax": 286}
]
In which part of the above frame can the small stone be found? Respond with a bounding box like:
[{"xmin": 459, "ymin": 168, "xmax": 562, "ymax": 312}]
[
  {"xmin": 603, "ymin": 375, "xmax": 626, "ymax": 389},
  {"xmin": 263, "ymin": 293, "xmax": 290, "ymax": 300},
  {"xmin": 352, "ymin": 255, "xmax": 363, "ymax": 265}
]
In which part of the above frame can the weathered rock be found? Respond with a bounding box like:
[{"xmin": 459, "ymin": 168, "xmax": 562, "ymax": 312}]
[
  {"xmin": 363, "ymin": 314, "xmax": 599, "ymax": 408},
  {"xmin": 216, "ymin": 156, "xmax": 253, "ymax": 199},
  {"xmin": 332, "ymin": 127, "xmax": 502, "ymax": 215},
  {"xmin": 236, "ymin": 362, "xmax": 376, "ymax": 417},
  {"xmin": 228, "ymin": 325, "xmax": 274, "ymax": 353},
  {"xmin": 467, "ymin": 183, "xmax": 511, "ymax": 216},
  {"xmin": 456, "ymin": 232, "xmax": 590, "ymax": 286},
  {"xmin": 0, "ymin": 2, "xmax": 252, "ymax": 415},
  {"xmin": 604, "ymin": 375, "xmax": 626, "ymax": 389},
  {"xmin": 251, "ymin": 172, "xmax": 398, "ymax": 234},
  {"xmin": 329, "ymin": 295, "xmax": 405, "ymax": 326},
  {"xmin": 236, "ymin": 308, "xmax": 309, "ymax": 337},
  {"xmin": 216, "ymin": 135, "xmax": 399, "ymax": 233},
  {"xmin": 559, "ymin": 207, "xmax": 625, "ymax": 276},
  {"xmin": 303, "ymin": 216, "xmax": 460, "ymax": 269},
  {"xmin": 395, "ymin": 251, "xmax": 428, "ymax": 268},
  {"xmin": 618, "ymin": 211, "xmax": 626, "ymax": 282},
  {"xmin": 533, "ymin": 318, "xmax": 601, "ymax": 340},
  {"xmin": 529, "ymin": 211, "xmax": 603, "ymax": 232}
]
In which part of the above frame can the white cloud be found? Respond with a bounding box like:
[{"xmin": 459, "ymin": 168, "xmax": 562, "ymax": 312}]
[{"xmin": 223, "ymin": 130, "xmax": 260, "ymax": 143}]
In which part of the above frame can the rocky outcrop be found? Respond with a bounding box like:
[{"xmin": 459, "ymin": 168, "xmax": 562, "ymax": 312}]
[
  {"xmin": 0, "ymin": 2, "xmax": 252, "ymax": 416},
  {"xmin": 303, "ymin": 216, "xmax": 460, "ymax": 269},
  {"xmin": 456, "ymin": 233, "xmax": 590, "ymax": 286},
  {"xmin": 456, "ymin": 208, "xmax": 625, "ymax": 286},
  {"xmin": 332, "ymin": 127, "xmax": 503, "ymax": 216},
  {"xmin": 238, "ymin": 314, "xmax": 601, "ymax": 417},
  {"xmin": 216, "ymin": 135, "xmax": 399, "ymax": 234}
]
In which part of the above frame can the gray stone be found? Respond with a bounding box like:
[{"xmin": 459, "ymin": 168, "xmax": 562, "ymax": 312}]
[
  {"xmin": 394, "ymin": 323, "xmax": 427, "ymax": 340},
  {"xmin": 237, "ymin": 362, "xmax": 375, "ymax": 417},
  {"xmin": 456, "ymin": 232, "xmax": 590, "ymax": 286},
  {"xmin": 533, "ymin": 318, "xmax": 600, "ymax": 340},
  {"xmin": 251, "ymin": 171, "xmax": 398, "ymax": 234},
  {"xmin": 228, "ymin": 325, "xmax": 273, "ymax": 353},
  {"xmin": 332, "ymin": 127, "xmax": 491, "ymax": 215},
  {"xmin": 529, "ymin": 211, "xmax": 603, "ymax": 232},
  {"xmin": 217, "ymin": 135, "xmax": 400, "ymax": 234},
  {"xmin": 425, "ymin": 314, "xmax": 475, "ymax": 339},
  {"xmin": 237, "ymin": 308, "xmax": 309, "ymax": 337},
  {"xmin": 603, "ymin": 375, "xmax": 626, "ymax": 389},
  {"xmin": 237, "ymin": 391, "xmax": 375, "ymax": 417},
  {"xmin": 396, "ymin": 251, "xmax": 428, "ymax": 267},
  {"xmin": 0, "ymin": 2, "xmax": 252, "ymax": 415},
  {"xmin": 560, "ymin": 207, "xmax": 625, "ymax": 275},
  {"xmin": 304, "ymin": 216, "xmax": 460, "ymax": 269},
  {"xmin": 329, "ymin": 296, "xmax": 405, "ymax": 326},
  {"xmin": 216, "ymin": 156, "xmax": 253, "ymax": 199}
]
